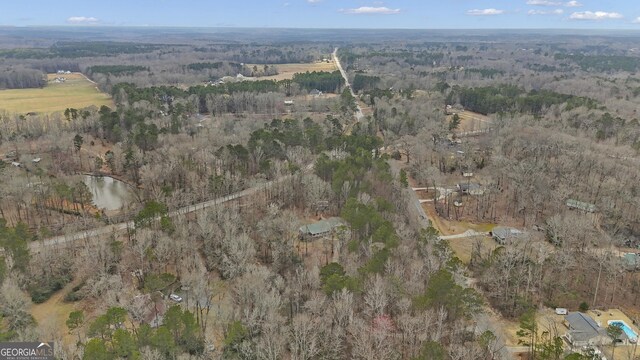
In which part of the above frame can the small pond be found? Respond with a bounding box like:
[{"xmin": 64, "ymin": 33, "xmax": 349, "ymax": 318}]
[{"xmin": 83, "ymin": 175, "xmax": 132, "ymax": 211}]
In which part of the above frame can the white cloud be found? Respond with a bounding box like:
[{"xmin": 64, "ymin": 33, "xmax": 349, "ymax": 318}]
[
  {"xmin": 466, "ymin": 8, "xmax": 505, "ymax": 16},
  {"xmin": 307, "ymin": 0, "xmax": 322, "ymax": 3},
  {"xmin": 527, "ymin": 0, "xmax": 561, "ymax": 6},
  {"xmin": 66, "ymin": 16, "xmax": 99, "ymax": 24},
  {"xmin": 564, "ymin": 1, "xmax": 582, "ymax": 7},
  {"xmin": 528, "ymin": 9, "xmax": 563, "ymax": 15},
  {"xmin": 569, "ymin": 11, "xmax": 623, "ymax": 20},
  {"xmin": 340, "ymin": 6, "xmax": 400, "ymax": 15},
  {"xmin": 632, "ymin": 17, "xmax": 640, "ymax": 24}
]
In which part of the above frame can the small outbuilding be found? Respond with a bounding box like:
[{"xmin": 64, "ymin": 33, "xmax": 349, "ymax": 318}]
[
  {"xmin": 555, "ymin": 308, "xmax": 568, "ymax": 315},
  {"xmin": 566, "ymin": 199, "xmax": 596, "ymax": 213}
]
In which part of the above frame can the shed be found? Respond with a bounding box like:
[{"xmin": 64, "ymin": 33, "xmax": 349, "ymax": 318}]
[
  {"xmin": 566, "ymin": 199, "xmax": 596, "ymax": 213},
  {"xmin": 284, "ymin": 100, "xmax": 294, "ymax": 106},
  {"xmin": 299, "ymin": 217, "xmax": 345, "ymax": 241},
  {"xmin": 491, "ymin": 226, "xmax": 524, "ymax": 245}
]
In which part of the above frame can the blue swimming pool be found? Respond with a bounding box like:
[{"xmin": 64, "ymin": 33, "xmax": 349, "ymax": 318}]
[{"xmin": 609, "ymin": 320, "xmax": 638, "ymax": 343}]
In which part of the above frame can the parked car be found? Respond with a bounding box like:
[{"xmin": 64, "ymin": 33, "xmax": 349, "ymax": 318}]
[{"xmin": 169, "ymin": 294, "xmax": 183, "ymax": 302}]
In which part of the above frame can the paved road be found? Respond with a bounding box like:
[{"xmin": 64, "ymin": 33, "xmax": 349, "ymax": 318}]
[
  {"xmin": 333, "ymin": 47, "xmax": 364, "ymax": 121},
  {"xmin": 30, "ymin": 176, "xmax": 292, "ymax": 251}
]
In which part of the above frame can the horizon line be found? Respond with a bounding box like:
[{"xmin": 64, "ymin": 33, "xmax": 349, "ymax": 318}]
[{"xmin": 1, "ymin": 25, "xmax": 640, "ymax": 32}]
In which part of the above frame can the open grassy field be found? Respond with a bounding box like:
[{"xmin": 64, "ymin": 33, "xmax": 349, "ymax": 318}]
[
  {"xmin": 447, "ymin": 110, "xmax": 492, "ymax": 133},
  {"xmin": 251, "ymin": 61, "xmax": 338, "ymax": 81},
  {"xmin": 0, "ymin": 73, "xmax": 113, "ymax": 114}
]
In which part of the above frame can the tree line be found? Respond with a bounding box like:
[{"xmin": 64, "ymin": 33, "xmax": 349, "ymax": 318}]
[
  {"xmin": 0, "ymin": 67, "xmax": 45, "ymax": 89},
  {"xmin": 555, "ymin": 53, "xmax": 640, "ymax": 73},
  {"xmin": 445, "ymin": 84, "xmax": 599, "ymax": 115},
  {"xmin": 0, "ymin": 41, "xmax": 164, "ymax": 59},
  {"xmin": 88, "ymin": 65, "xmax": 149, "ymax": 76}
]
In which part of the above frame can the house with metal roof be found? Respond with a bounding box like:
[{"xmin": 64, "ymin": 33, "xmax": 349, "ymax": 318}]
[
  {"xmin": 566, "ymin": 199, "xmax": 597, "ymax": 213},
  {"xmin": 298, "ymin": 217, "xmax": 345, "ymax": 241},
  {"xmin": 564, "ymin": 312, "xmax": 610, "ymax": 348},
  {"xmin": 491, "ymin": 226, "xmax": 524, "ymax": 245},
  {"xmin": 456, "ymin": 182, "xmax": 484, "ymax": 196}
]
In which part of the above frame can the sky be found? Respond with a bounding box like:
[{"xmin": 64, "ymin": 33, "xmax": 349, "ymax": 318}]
[{"xmin": 1, "ymin": 0, "xmax": 640, "ymax": 29}]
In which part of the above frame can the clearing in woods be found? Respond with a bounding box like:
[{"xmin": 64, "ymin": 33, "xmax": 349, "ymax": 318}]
[
  {"xmin": 0, "ymin": 73, "xmax": 113, "ymax": 114},
  {"xmin": 30, "ymin": 281, "xmax": 79, "ymax": 348},
  {"xmin": 250, "ymin": 61, "xmax": 338, "ymax": 81},
  {"xmin": 448, "ymin": 110, "xmax": 492, "ymax": 133}
]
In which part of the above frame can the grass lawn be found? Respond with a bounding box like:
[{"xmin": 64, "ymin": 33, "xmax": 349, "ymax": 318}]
[
  {"xmin": 0, "ymin": 73, "xmax": 113, "ymax": 114},
  {"xmin": 30, "ymin": 280, "xmax": 79, "ymax": 348},
  {"xmin": 447, "ymin": 235, "xmax": 498, "ymax": 264},
  {"xmin": 250, "ymin": 61, "xmax": 338, "ymax": 81}
]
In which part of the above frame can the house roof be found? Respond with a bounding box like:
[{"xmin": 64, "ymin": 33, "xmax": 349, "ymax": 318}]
[
  {"xmin": 492, "ymin": 227, "xmax": 523, "ymax": 240},
  {"xmin": 566, "ymin": 312, "xmax": 607, "ymax": 341},
  {"xmin": 132, "ymin": 294, "xmax": 166, "ymax": 325},
  {"xmin": 457, "ymin": 183, "xmax": 481, "ymax": 191},
  {"xmin": 299, "ymin": 217, "xmax": 344, "ymax": 235},
  {"xmin": 623, "ymin": 253, "xmax": 639, "ymax": 268},
  {"xmin": 566, "ymin": 199, "xmax": 596, "ymax": 212}
]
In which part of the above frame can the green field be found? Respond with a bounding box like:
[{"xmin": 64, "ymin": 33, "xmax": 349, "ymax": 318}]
[{"xmin": 0, "ymin": 73, "xmax": 113, "ymax": 114}]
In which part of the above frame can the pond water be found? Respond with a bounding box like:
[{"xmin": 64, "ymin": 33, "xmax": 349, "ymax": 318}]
[{"xmin": 83, "ymin": 175, "xmax": 132, "ymax": 211}]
